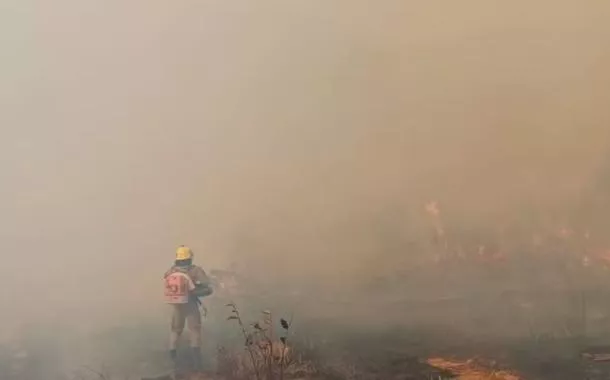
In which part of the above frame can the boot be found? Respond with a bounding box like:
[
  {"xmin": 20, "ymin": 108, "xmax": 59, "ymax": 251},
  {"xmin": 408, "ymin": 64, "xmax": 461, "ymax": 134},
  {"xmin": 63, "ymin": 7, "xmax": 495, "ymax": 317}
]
[
  {"xmin": 169, "ymin": 349, "xmax": 179, "ymax": 373},
  {"xmin": 190, "ymin": 347, "xmax": 203, "ymax": 373}
]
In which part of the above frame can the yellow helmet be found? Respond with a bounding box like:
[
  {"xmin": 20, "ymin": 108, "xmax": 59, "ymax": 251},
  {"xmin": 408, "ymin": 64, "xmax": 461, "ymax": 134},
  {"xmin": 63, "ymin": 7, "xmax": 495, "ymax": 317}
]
[{"xmin": 176, "ymin": 245, "xmax": 194, "ymax": 261}]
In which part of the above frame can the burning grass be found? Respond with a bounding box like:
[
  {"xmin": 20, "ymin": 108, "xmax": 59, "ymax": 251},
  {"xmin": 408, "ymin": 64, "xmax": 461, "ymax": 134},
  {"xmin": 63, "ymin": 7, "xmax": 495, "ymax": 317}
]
[{"xmin": 426, "ymin": 357, "xmax": 521, "ymax": 380}]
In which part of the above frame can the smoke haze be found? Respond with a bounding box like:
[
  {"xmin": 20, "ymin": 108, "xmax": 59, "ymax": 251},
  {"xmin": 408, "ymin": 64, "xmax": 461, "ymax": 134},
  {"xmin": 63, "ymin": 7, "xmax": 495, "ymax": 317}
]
[{"xmin": 1, "ymin": 0, "xmax": 610, "ymax": 376}]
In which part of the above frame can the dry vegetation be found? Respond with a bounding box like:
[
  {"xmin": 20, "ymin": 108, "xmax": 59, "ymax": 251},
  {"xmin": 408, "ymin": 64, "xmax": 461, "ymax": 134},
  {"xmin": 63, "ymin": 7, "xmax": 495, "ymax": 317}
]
[
  {"xmin": 6, "ymin": 203, "xmax": 610, "ymax": 380},
  {"xmin": 219, "ymin": 303, "xmax": 298, "ymax": 380},
  {"xmin": 205, "ymin": 201, "xmax": 610, "ymax": 380},
  {"xmin": 204, "ymin": 202, "xmax": 610, "ymax": 380}
]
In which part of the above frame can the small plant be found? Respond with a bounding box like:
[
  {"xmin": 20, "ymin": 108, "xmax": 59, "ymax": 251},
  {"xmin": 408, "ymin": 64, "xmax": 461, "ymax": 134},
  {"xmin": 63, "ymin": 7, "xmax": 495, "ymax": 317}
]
[
  {"xmin": 225, "ymin": 302, "xmax": 294, "ymax": 380},
  {"xmin": 226, "ymin": 302, "xmax": 262, "ymax": 380},
  {"xmin": 278, "ymin": 315, "xmax": 292, "ymax": 380}
]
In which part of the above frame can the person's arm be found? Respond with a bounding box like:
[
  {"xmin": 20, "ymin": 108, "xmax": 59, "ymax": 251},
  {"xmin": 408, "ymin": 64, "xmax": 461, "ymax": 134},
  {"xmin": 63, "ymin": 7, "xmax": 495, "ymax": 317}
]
[{"xmin": 190, "ymin": 267, "xmax": 213, "ymax": 297}]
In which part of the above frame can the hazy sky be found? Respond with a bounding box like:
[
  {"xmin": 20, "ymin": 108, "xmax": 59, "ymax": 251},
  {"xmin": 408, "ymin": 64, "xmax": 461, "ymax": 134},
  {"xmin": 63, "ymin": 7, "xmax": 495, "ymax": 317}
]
[{"xmin": 1, "ymin": 1, "xmax": 610, "ymax": 333}]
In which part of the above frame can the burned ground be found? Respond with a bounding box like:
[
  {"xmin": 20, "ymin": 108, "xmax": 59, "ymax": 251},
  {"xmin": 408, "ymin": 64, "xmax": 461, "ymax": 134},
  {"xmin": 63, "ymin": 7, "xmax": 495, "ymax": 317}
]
[
  {"xmin": 4, "ymin": 228, "xmax": 610, "ymax": 380},
  {"xmin": 2, "ymin": 283, "xmax": 610, "ymax": 379}
]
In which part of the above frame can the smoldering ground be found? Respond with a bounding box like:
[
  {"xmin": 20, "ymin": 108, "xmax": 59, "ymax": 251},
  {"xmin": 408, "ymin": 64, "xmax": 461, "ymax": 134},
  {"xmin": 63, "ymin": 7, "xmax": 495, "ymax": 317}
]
[{"xmin": 1, "ymin": 1, "xmax": 610, "ymax": 379}]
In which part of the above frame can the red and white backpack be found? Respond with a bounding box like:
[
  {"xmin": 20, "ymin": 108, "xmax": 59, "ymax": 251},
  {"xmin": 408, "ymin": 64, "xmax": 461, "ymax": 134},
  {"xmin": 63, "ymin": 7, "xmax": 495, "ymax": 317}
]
[{"xmin": 164, "ymin": 270, "xmax": 195, "ymax": 304}]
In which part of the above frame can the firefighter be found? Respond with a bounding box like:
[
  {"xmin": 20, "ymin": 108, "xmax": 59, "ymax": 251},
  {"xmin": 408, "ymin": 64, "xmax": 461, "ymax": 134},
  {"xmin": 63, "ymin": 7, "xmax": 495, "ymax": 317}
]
[{"xmin": 163, "ymin": 245, "xmax": 213, "ymax": 373}]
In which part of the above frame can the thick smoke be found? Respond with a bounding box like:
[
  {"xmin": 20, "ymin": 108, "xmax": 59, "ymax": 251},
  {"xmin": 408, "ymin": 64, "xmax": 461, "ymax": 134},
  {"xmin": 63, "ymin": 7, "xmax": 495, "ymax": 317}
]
[{"xmin": 1, "ymin": 0, "xmax": 610, "ymax": 377}]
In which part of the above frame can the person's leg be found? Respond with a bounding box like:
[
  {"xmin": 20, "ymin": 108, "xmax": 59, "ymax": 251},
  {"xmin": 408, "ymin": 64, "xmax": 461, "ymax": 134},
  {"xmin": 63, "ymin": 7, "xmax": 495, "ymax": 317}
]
[
  {"xmin": 185, "ymin": 303, "xmax": 203, "ymax": 372},
  {"xmin": 169, "ymin": 305, "xmax": 186, "ymax": 370}
]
